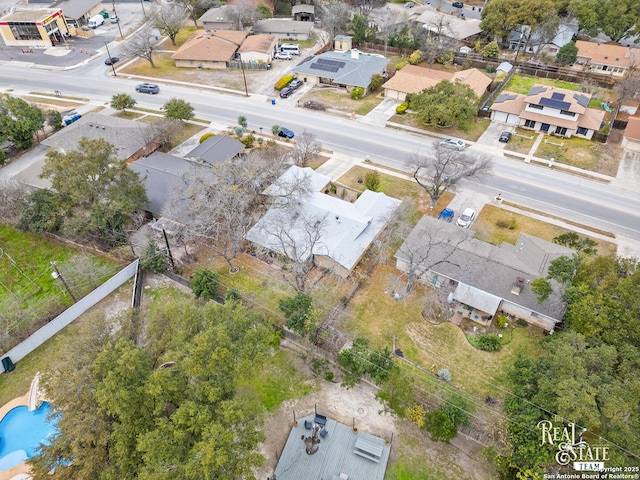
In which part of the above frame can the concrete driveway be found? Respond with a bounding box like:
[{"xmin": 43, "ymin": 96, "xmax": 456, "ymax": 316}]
[{"xmin": 613, "ymin": 149, "xmax": 640, "ymax": 193}]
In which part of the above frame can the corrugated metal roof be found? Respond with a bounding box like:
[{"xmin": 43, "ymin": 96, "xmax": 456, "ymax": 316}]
[{"xmin": 274, "ymin": 415, "xmax": 390, "ymax": 480}]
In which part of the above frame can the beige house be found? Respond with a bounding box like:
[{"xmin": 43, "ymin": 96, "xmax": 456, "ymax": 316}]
[
  {"xmin": 171, "ymin": 30, "xmax": 248, "ymax": 69},
  {"xmin": 490, "ymin": 84, "xmax": 605, "ymax": 139},
  {"xmin": 0, "ymin": 8, "xmax": 70, "ymax": 47},
  {"xmin": 383, "ymin": 65, "xmax": 491, "ymax": 101},
  {"xmin": 575, "ymin": 40, "xmax": 636, "ymax": 77},
  {"xmin": 622, "ymin": 117, "xmax": 640, "ymax": 151},
  {"xmin": 238, "ymin": 34, "xmax": 277, "ymax": 63}
]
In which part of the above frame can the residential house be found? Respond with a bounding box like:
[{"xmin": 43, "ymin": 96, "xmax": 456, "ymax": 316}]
[
  {"xmin": 43, "ymin": 113, "xmax": 159, "ymax": 162},
  {"xmin": 171, "ymin": 30, "xmax": 248, "ymax": 69},
  {"xmin": 253, "ymin": 19, "xmax": 314, "ymax": 41},
  {"xmin": 395, "ymin": 215, "xmax": 574, "ymax": 331},
  {"xmin": 59, "ymin": 0, "xmax": 102, "ymax": 28},
  {"xmin": 291, "ymin": 4, "xmax": 315, "ymax": 22},
  {"xmin": 622, "ymin": 117, "xmax": 640, "ymax": 151},
  {"xmin": 415, "ymin": 9, "xmax": 482, "ymax": 42},
  {"xmin": 183, "ymin": 134, "xmax": 244, "ymax": 166},
  {"xmin": 490, "ymin": 84, "xmax": 605, "ymax": 139},
  {"xmin": 508, "ymin": 24, "xmax": 577, "ymax": 56},
  {"xmin": 575, "ymin": 40, "xmax": 636, "ymax": 77},
  {"xmin": 199, "ymin": 6, "xmax": 236, "ymax": 30},
  {"xmin": 382, "ymin": 65, "xmax": 491, "ymax": 101},
  {"xmin": 245, "ymin": 166, "xmax": 402, "ymax": 278},
  {"xmin": 238, "ymin": 34, "xmax": 278, "ymax": 64},
  {"xmin": 292, "ymin": 50, "xmax": 390, "ymax": 94}
]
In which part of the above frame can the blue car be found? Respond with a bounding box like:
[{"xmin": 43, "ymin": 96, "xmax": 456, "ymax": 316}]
[
  {"xmin": 437, "ymin": 208, "xmax": 454, "ymax": 222},
  {"xmin": 278, "ymin": 127, "xmax": 294, "ymax": 139}
]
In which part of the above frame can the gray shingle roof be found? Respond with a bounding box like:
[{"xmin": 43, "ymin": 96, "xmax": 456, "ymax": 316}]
[
  {"xmin": 274, "ymin": 415, "xmax": 390, "ymax": 480},
  {"xmin": 184, "ymin": 134, "xmax": 243, "ymax": 165},
  {"xmin": 57, "ymin": 0, "xmax": 101, "ymax": 19},
  {"xmin": 293, "ymin": 50, "xmax": 390, "ymax": 88},
  {"xmin": 43, "ymin": 113, "xmax": 156, "ymax": 160},
  {"xmin": 395, "ymin": 216, "xmax": 574, "ymax": 321},
  {"xmin": 253, "ymin": 19, "xmax": 314, "ymax": 35}
]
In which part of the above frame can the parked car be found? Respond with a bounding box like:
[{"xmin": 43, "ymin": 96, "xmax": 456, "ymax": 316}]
[
  {"xmin": 499, "ymin": 131, "xmax": 512, "ymax": 143},
  {"xmin": 110, "ymin": 14, "xmax": 119, "ymax": 23},
  {"xmin": 289, "ymin": 79, "xmax": 303, "ymax": 90},
  {"xmin": 274, "ymin": 51, "xmax": 292, "ymax": 60},
  {"xmin": 437, "ymin": 208, "xmax": 454, "ymax": 222},
  {"xmin": 452, "ymin": 1, "xmax": 464, "ymax": 7},
  {"xmin": 439, "ymin": 138, "xmax": 465, "ymax": 151},
  {"xmin": 404, "ymin": 1, "xmax": 415, "ymax": 7},
  {"xmin": 456, "ymin": 207, "xmax": 475, "ymax": 228},
  {"xmin": 279, "ymin": 87, "xmax": 294, "ymax": 98},
  {"xmin": 136, "ymin": 83, "xmax": 159, "ymax": 94},
  {"xmin": 104, "ymin": 56, "xmax": 119, "ymax": 65},
  {"xmin": 278, "ymin": 127, "xmax": 295, "ymax": 139}
]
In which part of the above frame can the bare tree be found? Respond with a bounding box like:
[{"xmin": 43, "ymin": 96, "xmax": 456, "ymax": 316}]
[
  {"xmin": 527, "ymin": 13, "xmax": 560, "ymax": 59},
  {"xmin": 396, "ymin": 216, "xmax": 470, "ymax": 292},
  {"xmin": 0, "ymin": 179, "xmax": 30, "ymax": 223},
  {"xmin": 411, "ymin": 144, "xmax": 492, "ymax": 207},
  {"xmin": 373, "ymin": 8, "xmax": 408, "ymax": 56},
  {"xmin": 227, "ymin": 0, "xmax": 261, "ymax": 29},
  {"xmin": 174, "ymin": 0, "xmax": 219, "ymax": 27},
  {"xmin": 165, "ymin": 148, "xmax": 289, "ymax": 270},
  {"xmin": 125, "ymin": 25, "xmax": 157, "ymax": 68},
  {"xmin": 320, "ymin": 2, "xmax": 352, "ymax": 45},
  {"xmin": 145, "ymin": 118, "xmax": 182, "ymax": 150},
  {"xmin": 369, "ymin": 201, "xmax": 415, "ymax": 265},
  {"xmin": 151, "ymin": 3, "xmax": 187, "ymax": 46},
  {"xmin": 290, "ymin": 131, "xmax": 322, "ymax": 167},
  {"xmin": 354, "ymin": 0, "xmax": 385, "ymax": 17},
  {"xmin": 614, "ymin": 69, "xmax": 640, "ymax": 106},
  {"xmin": 420, "ymin": 15, "xmax": 458, "ymax": 67}
]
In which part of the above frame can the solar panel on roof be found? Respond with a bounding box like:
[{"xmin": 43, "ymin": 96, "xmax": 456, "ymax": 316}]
[
  {"xmin": 574, "ymin": 93, "xmax": 589, "ymax": 107},
  {"xmin": 551, "ymin": 92, "xmax": 565, "ymax": 100},
  {"xmin": 539, "ymin": 97, "xmax": 571, "ymax": 110},
  {"xmin": 310, "ymin": 63, "xmax": 340, "ymax": 72},
  {"xmin": 317, "ymin": 58, "xmax": 346, "ymax": 68}
]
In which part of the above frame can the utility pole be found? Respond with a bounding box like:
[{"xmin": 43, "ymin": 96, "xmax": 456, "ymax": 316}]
[
  {"xmin": 112, "ymin": 1, "xmax": 123, "ymax": 39},
  {"xmin": 240, "ymin": 59, "xmax": 249, "ymax": 97},
  {"xmin": 50, "ymin": 261, "xmax": 77, "ymax": 303},
  {"xmin": 140, "ymin": 0, "xmax": 147, "ymax": 18},
  {"xmin": 104, "ymin": 42, "xmax": 117, "ymax": 77},
  {"xmin": 162, "ymin": 228, "xmax": 176, "ymax": 271}
]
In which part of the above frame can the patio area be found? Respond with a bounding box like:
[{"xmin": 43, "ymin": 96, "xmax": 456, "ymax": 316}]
[{"xmin": 450, "ymin": 302, "xmax": 493, "ymax": 328}]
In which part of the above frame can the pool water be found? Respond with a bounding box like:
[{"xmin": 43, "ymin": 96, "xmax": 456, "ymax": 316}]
[{"xmin": 0, "ymin": 402, "xmax": 58, "ymax": 471}]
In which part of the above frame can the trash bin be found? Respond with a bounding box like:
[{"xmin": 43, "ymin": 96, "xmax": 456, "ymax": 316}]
[
  {"xmin": 271, "ymin": 99, "xmax": 276, "ymax": 105},
  {"xmin": 267, "ymin": 64, "xmax": 271, "ymax": 70},
  {"xmin": 2, "ymin": 356, "xmax": 15, "ymax": 373}
]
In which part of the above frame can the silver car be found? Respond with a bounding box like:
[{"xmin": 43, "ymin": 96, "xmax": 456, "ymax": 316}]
[
  {"xmin": 440, "ymin": 138, "xmax": 465, "ymax": 151},
  {"xmin": 456, "ymin": 208, "xmax": 475, "ymax": 228}
]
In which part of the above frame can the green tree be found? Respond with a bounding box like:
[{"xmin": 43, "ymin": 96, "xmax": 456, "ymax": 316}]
[
  {"xmin": 364, "ymin": 170, "xmax": 381, "ymax": 192},
  {"xmin": 350, "ymin": 14, "xmax": 370, "ymax": 45},
  {"xmin": 409, "ymin": 80, "xmax": 479, "ymax": 128},
  {"xmin": 46, "ymin": 109, "xmax": 63, "ymax": 129},
  {"xmin": 552, "ymin": 231, "xmax": 597, "ymax": 255},
  {"xmin": 16, "ymin": 189, "xmax": 64, "ymax": 233},
  {"xmin": 555, "ymin": 40, "xmax": 578, "ymax": 65},
  {"xmin": 110, "ymin": 93, "xmax": 137, "ymax": 113},
  {"xmin": 190, "ymin": 268, "xmax": 219, "ymax": 300},
  {"xmin": 257, "ymin": 3, "xmax": 273, "ymax": 18},
  {"xmin": 568, "ymin": 0, "xmax": 600, "ymax": 36},
  {"xmin": 547, "ymin": 255, "xmax": 578, "ymax": 285},
  {"xmin": 531, "ymin": 277, "xmax": 553, "ymax": 303},
  {"xmin": 0, "ymin": 94, "xmax": 44, "ymax": 149},
  {"xmin": 337, "ymin": 337, "xmax": 371, "ymax": 388},
  {"xmin": 481, "ymin": 41, "xmax": 500, "ymax": 59},
  {"xmin": 279, "ymin": 294, "xmax": 313, "ymax": 332},
  {"xmin": 141, "ymin": 238, "xmax": 168, "ymax": 273},
  {"xmin": 480, "ymin": 0, "xmax": 557, "ymax": 42},
  {"xmin": 423, "ymin": 409, "xmax": 457, "ymax": 442},
  {"xmin": 163, "ymin": 98, "xmax": 194, "ymax": 122}
]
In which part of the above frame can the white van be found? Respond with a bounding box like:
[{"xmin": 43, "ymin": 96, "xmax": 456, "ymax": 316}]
[
  {"xmin": 279, "ymin": 43, "xmax": 300, "ymax": 55},
  {"xmin": 88, "ymin": 15, "xmax": 104, "ymax": 29}
]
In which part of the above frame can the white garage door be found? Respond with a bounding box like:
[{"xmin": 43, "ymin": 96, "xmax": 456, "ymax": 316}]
[
  {"xmin": 492, "ymin": 111, "xmax": 520, "ymax": 125},
  {"xmin": 506, "ymin": 113, "xmax": 520, "ymax": 125}
]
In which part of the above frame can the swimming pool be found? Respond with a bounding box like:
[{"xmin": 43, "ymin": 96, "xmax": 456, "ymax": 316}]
[{"xmin": 0, "ymin": 402, "xmax": 58, "ymax": 471}]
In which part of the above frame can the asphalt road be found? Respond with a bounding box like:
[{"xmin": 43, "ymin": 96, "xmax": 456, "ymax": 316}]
[{"xmin": 1, "ymin": 64, "xmax": 639, "ymax": 241}]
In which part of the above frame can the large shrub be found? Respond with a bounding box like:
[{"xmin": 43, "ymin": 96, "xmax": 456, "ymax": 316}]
[
  {"xmin": 199, "ymin": 132, "xmax": 216, "ymax": 143},
  {"xmin": 476, "ymin": 333, "xmax": 502, "ymax": 351},
  {"xmin": 482, "ymin": 41, "xmax": 500, "ymax": 59},
  {"xmin": 396, "ymin": 101, "xmax": 409, "ymax": 114},
  {"xmin": 351, "ymin": 87, "xmax": 364, "ymax": 100},
  {"xmin": 409, "ymin": 49, "xmax": 424, "ymax": 65},
  {"xmin": 274, "ymin": 75, "xmax": 294, "ymax": 90},
  {"xmin": 395, "ymin": 60, "xmax": 409, "ymax": 70},
  {"xmin": 190, "ymin": 268, "xmax": 219, "ymax": 301}
]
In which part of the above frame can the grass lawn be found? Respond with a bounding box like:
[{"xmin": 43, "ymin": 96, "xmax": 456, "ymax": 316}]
[
  {"xmin": 504, "ymin": 75, "xmax": 580, "ymax": 94},
  {"xmin": 22, "ymin": 95, "xmax": 83, "ymax": 108},
  {"xmin": 344, "ymin": 264, "xmax": 546, "ymax": 399},
  {"xmin": 114, "ymin": 111, "xmax": 144, "ymax": 120},
  {"xmin": 300, "ymin": 89, "xmax": 385, "ymax": 115},
  {"xmin": 336, "ymin": 166, "xmax": 455, "ymax": 217},
  {"xmin": 534, "ymin": 135, "xmax": 605, "ymax": 171},
  {"xmin": 473, "ymin": 204, "xmax": 617, "ymax": 255},
  {"xmin": 389, "ymin": 114, "xmax": 491, "ymax": 142},
  {"xmin": 505, "ymin": 127, "xmax": 537, "ymax": 154}
]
